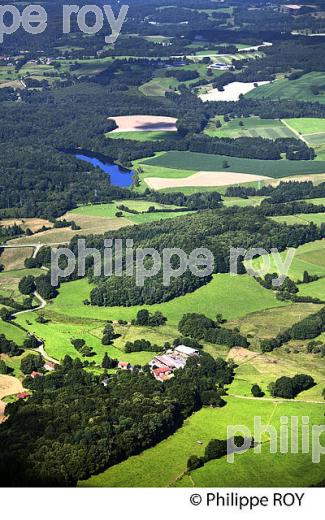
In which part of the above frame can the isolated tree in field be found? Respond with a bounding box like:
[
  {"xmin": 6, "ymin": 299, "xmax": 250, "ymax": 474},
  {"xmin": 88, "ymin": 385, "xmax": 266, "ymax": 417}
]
[
  {"xmin": 102, "ymin": 323, "xmax": 115, "ymax": 345},
  {"xmin": 215, "ymin": 119, "xmax": 222, "ymax": 128},
  {"xmin": 204, "ymin": 439, "xmax": 227, "ymax": 461},
  {"xmin": 251, "ymin": 384, "xmax": 264, "ymax": 397},
  {"xmin": 102, "ymin": 353, "xmax": 118, "ymax": 369},
  {"xmin": 135, "ymin": 309, "xmax": 150, "ymax": 326},
  {"xmin": 19, "ymin": 275, "xmax": 35, "ymax": 295},
  {"xmin": 71, "ymin": 339, "xmax": 86, "ymax": 351},
  {"xmin": 187, "ymin": 455, "xmax": 204, "ymax": 471},
  {"xmin": 222, "ymin": 160, "xmax": 230, "ymax": 169}
]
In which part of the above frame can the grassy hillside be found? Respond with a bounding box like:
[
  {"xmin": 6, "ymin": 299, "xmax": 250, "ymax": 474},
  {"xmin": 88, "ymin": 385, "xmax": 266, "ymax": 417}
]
[
  {"xmin": 249, "ymin": 239, "xmax": 325, "ymax": 281},
  {"xmin": 246, "ymin": 72, "xmax": 325, "ymax": 104},
  {"xmin": 79, "ymin": 398, "xmax": 325, "ymax": 487},
  {"xmin": 47, "ymin": 274, "xmax": 288, "ymax": 325}
]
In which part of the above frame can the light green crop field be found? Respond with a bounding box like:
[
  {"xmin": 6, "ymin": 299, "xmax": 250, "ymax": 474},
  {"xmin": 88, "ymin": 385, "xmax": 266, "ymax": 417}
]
[
  {"xmin": 107, "ymin": 131, "xmax": 179, "ymax": 142},
  {"xmin": 46, "ymin": 274, "xmax": 287, "ymax": 326},
  {"xmin": 271, "ymin": 213, "xmax": 325, "ymax": 226},
  {"xmin": 284, "ymin": 118, "xmax": 325, "ymax": 159},
  {"xmin": 284, "ymin": 118, "xmax": 325, "ymax": 135},
  {"xmin": 205, "ymin": 117, "xmax": 296, "ymax": 140},
  {"xmin": 70, "ymin": 200, "xmax": 193, "ymax": 224},
  {"xmin": 79, "ymin": 398, "xmax": 325, "ymax": 487},
  {"xmin": 141, "ymin": 151, "xmax": 325, "ymax": 178},
  {"xmin": 246, "ymin": 72, "xmax": 325, "ymax": 104},
  {"xmin": 249, "ymin": 240, "xmax": 325, "ymax": 281}
]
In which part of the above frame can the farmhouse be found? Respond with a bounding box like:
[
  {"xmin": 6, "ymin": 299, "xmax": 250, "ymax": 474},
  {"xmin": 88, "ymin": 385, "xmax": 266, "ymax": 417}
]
[
  {"xmin": 153, "ymin": 366, "xmax": 173, "ymax": 382},
  {"xmin": 44, "ymin": 361, "xmax": 56, "ymax": 372},
  {"xmin": 174, "ymin": 345, "xmax": 199, "ymax": 357},
  {"xmin": 118, "ymin": 361, "xmax": 132, "ymax": 371},
  {"xmin": 31, "ymin": 371, "xmax": 43, "ymax": 379},
  {"xmin": 150, "ymin": 345, "xmax": 200, "ymax": 381}
]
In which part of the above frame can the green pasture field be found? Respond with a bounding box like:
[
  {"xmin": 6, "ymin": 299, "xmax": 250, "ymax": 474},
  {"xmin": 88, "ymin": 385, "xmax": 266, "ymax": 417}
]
[
  {"xmin": 246, "ymin": 72, "xmax": 325, "ymax": 104},
  {"xmin": 79, "ymin": 398, "xmax": 325, "ymax": 487},
  {"xmin": 70, "ymin": 200, "xmax": 193, "ymax": 224},
  {"xmin": 107, "ymin": 130, "xmax": 179, "ymax": 142},
  {"xmin": 298, "ymin": 277, "xmax": 325, "ymax": 300},
  {"xmin": 205, "ymin": 117, "xmax": 296, "ymax": 140},
  {"xmin": 303, "ymin": 197, "xmax": 325, "ymax": 205},
  {"xmin": 46, "ymin": 274, "xmax": 288, "ymax": 326},
  {"xmin": 271, "ymin": 213, "xmax": 325, "ymax": 226},
  {"xmin": 15, "ymin": 312, "xmax": 157, "ymax": 366},
  {"xmin": 0, "ymin": 320, "xmax": 26, "ymax": 345},
  {"xmin": 141, "ymin": 151, "xmax": 325, "ymax": 178},
  {"xmin": 222, "ymin": 196, "xmax": 266, "ymax": 207},
  {"xmin": 249, "ymin": 239, "xmax": 325, "ymax": 281}
]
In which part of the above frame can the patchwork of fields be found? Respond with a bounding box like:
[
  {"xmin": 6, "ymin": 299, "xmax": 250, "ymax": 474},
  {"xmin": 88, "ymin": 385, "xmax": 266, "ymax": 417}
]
[
  {"xmin": 205, "ymin": 117, "xmax": 296, "ymax": 140},
  {"xmin": 139, "ymin": 152, "xmax": 325, "ymax": 189}
]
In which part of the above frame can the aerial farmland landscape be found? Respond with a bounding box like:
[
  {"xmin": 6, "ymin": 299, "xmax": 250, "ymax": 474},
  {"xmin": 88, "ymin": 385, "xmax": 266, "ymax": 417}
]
[{"xmin": 0, "ymin": 0, "xmax": 325, "ymax": 510}]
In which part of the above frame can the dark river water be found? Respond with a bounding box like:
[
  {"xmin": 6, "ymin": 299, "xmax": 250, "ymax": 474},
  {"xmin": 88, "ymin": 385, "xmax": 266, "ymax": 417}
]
[{"xmin": 75, "ymin": 153, "xmax": 134, "ymax": 188}]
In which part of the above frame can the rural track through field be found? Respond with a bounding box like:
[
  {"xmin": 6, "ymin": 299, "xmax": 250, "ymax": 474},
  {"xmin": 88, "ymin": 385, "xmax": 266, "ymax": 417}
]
[
  {"xmin": 228, "ymin": 393, "xmax": 325, "ymax": 405},
  {"xmin": 281, "ymin": 120, "xmax": 309, "ymax": 145}
]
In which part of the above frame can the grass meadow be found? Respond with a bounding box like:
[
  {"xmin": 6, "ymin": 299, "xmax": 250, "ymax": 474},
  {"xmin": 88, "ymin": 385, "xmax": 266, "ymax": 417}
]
[
  {"xmin": 70, "ymin": 200, "xmax": 193, "ymax": 224},
  {"xmin": 271, "ymin": 213, "xmax": 325, "ymax": 226},
  {"xmin": 79, "ymin": 397, "xmax": 325, "ymax": 487},
  {"xmin": 248, "ymin": 239, "xmax": 325, "ymax": 281},
  {"xmin": 45, "ymin": 274, "xmax": 288, "ymax": 326}
]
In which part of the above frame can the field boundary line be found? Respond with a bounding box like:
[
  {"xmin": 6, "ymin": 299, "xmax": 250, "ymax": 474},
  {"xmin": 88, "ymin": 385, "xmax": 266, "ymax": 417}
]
[{"xmin": 281, "ymin": 119, "xmax": 309, "ymax": 144}]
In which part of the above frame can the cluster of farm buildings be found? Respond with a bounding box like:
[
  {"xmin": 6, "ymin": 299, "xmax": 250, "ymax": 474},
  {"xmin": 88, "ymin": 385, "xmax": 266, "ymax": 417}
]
[{"xmin": 149, "ymin": 345, "xmax": 200, "ymax": 382}]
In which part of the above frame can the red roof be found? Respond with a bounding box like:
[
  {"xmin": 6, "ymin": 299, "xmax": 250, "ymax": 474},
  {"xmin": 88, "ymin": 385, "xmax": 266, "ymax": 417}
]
[
  {"xmin": 153, "ymin": 367, "xmax": 171, "ymax": 376},
  {"xmin": 31, "ymin": 371, "xmax": 42, "ymax": 378},
  {"xmin": 44, "ymin": 361, "xmax": 56, "ymax": 368},
  {"xmin": 118, "ymin": 362, "xmax": 129, "ymax": 367},
  {"xmin": 17, "ymin": 392, "xmax": 30, "ymax": 399}
]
